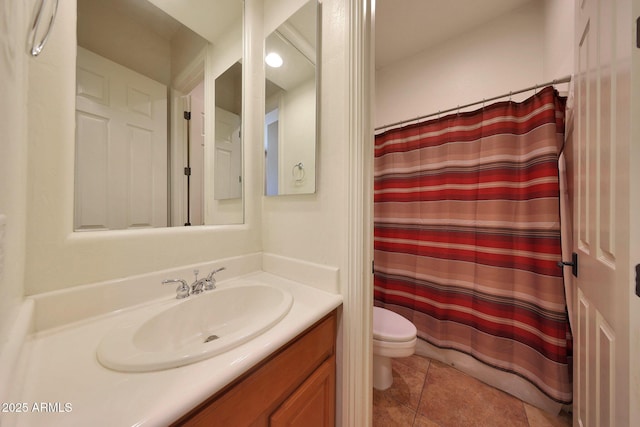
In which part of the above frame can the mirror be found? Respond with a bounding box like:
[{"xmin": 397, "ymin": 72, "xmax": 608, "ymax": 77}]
[
  {"xmin": 74, "ymin": 0, "xmax": 243, "ymax": 230},
  {"xmin": 264, "ymin": 0, "xmax": 318, "ymax": 196}
]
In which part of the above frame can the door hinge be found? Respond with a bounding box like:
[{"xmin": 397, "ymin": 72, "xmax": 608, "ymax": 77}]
[
  {"xmin": 635, "ymin": 264, "xmax": 640, "ymax": 297},
  {"xmin": 184, "ymin": 111, "xmax": 191, "ymax": 120},
  {"xmin": 184, "ymin": 167, "xmax": 191, "ymax": 176},
  {"xmin": 637, "ymin": 17, "xmax": 640, "ymax": 48},
  {"xmin": 557, "ymin": 252, "xmax": 578, "ymax": 277},
  {"xmin": 372, "ymin": 260, "xmax": 375, "ymax": 275}
]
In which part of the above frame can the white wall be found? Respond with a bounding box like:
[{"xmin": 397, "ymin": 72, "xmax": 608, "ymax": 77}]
[
  {"xmin": 78, "ymin": 0, "xmax": 208, "ymax": 89},
  {"xmin": 9, "ymin": 0, "xmax": 358, "ymax": 422},
  {"xmin": 204, "ymin": 25, "xmax": 244, "ymax": 226},
  {"xmin": 262, "ymin": 0, "xmax": 349, "ymax": 285},
  {"xmin": 77, "ymin": 0, "xmax": 172, "ymax": 85},
  {"xmin": 171, "ymin": 26, "xmax": 208, "ymax": 84},
  {"xmin": 0, "ymin": 0, "xmax": 29, "ymax": 355},
  {"xmin": 375, "ymin": 1, "xmax": 547, "ymax": 129},
  {"xmin": 24, "ymin": 0, "xmax": 261, "ymax": 294},
  {"xmin": 375, "ymin": 0, "xmax": 575, "ymax": 130},
  {"xmin": 279, "ymin": 78, "xmax": 316, "ymax": 194},
  {"xmin": 22, "ymin": 0, "xmax": 350, "ymax": 297},
  {"xmin": 542, "ymin": 0, "xmax": 574, "ymax": 82},
  {"xmin": 262, "ymin": 2, "xmax": 354, "ymax": 423}
]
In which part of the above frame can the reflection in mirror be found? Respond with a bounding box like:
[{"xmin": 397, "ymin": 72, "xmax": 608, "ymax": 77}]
[
  {"xmin": 214, "ymin": 62, "xmax": 242, "ymax": 201},
  {"xmin": 264, "ymin": 0, "xmax": 318, "ymax": 196},
  {"xmin": 74, "ymin": 0, "xmax": 243, "ymax": 230},
  {"xmin": 208, "ymin": 61, "xmax": 243, "ymax": 225}
]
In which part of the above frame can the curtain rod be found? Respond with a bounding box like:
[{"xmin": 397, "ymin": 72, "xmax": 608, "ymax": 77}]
[{"xmin": 375, "ymin": 75, "xmax": 572, "ymax": 132}]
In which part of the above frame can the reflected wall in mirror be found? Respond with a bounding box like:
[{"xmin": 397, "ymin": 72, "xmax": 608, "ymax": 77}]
[
  {"xmin": 264, "ymin": 0, "xmax": 318, "ymax": 196},
  {"xmin": 214, "ymin": 62, "xmax": 242, "ymax": 201},
  {"xmin": 74, "ymin": 0, "xmax": 243, "ymax": 230},
  {"xmin": 209, "ymin": 61, "xmax": 244, "ymax": 225}
]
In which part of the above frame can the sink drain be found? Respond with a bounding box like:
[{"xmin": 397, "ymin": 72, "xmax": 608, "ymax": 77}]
[{"xmin": 204, "ymin": 335, "xmax": 220, "ymax": 343}]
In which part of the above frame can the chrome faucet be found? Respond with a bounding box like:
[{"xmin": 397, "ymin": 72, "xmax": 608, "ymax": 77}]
[
  {"xmin": 162, "ymin": 279, "xmax": 190, "ymax": 299},
  {"xmin": 190, "ymin": 269, "xmax": 209, "ymax": 295},
  {"xmin": 204, "ymin": 267, "xmax": 226, "ymax": 290},
  {"xmin": 162, "ymin": 267, "xmax": 225, "ymax": 299}
]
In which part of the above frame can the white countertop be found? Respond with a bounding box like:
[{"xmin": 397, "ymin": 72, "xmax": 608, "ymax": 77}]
[{"xmin": 2, "ymin": 272, "xmax": 342, "ymax": 427}]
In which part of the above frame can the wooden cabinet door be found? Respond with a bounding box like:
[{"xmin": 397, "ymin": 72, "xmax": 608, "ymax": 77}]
[{"xmin": 270, "ymin": 355, "xmax": 335, "ymax": 427}]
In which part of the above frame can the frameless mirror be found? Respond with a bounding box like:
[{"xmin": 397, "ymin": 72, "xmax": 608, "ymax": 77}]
[
  {"xmin": 209, "ymin": 61, "xmax": 243, "ymax": 225},
  {"xmin": 74, "ymin": 0, "xmax": 243, "ymax": 230},
  {"xmin": 264, "ymin": 0, "xmax": 319, "ymax": 196}
]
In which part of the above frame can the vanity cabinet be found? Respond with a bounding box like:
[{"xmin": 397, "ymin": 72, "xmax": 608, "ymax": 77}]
[{"xmin": 172, "ymin": 310, "xmax": 337, "ymax": 426}]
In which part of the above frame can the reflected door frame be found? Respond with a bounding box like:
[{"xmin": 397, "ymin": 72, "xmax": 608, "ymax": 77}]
[{"xmin": 169, "ymin": 51, "xmax": 206, "ymax": 227}]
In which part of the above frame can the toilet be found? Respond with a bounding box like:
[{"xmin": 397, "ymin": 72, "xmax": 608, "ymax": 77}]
[{"xmin": 373, "ymin": 306, "xmax": 418, "ymax": 390}]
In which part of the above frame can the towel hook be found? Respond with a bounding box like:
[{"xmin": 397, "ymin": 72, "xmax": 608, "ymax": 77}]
[
  {"xmin": 292, "ymin": 162, "xmax": 305, "ymax": 183},
  {"xmin": 30, "ymin": 0, "xmax": 59, "ymax": 57}
]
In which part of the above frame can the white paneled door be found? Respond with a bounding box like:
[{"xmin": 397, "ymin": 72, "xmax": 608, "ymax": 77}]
[
  {"xmin": 75, "ymin": 47, "xmax": 167, "ymax": 230},
  {"xmin": 214, "ymin": 107, "xmax": 242, "ymax": 200},
  {"xmin": 573, "ymin": 0, "xmax": 637, "ymax": 426}
]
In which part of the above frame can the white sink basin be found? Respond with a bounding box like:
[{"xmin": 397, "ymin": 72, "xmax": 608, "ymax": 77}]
[{"xmin": 97, "ymin": 283, "xmax": 293, "ymax": 372}]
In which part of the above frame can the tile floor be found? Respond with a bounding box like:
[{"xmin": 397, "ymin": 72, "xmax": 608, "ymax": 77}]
[{"xmin": 373, "ymin": 355, "xmax": 572, "ymax": 427}]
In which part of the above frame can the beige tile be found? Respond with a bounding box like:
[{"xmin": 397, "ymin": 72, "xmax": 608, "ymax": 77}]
[
  {"xmin": 395, "ymin": 354, "xmax": 431, "ymax": 374},
  {"xmin": 372, "ymin": 355, "xmax": 570, "ymax": 427},
  {"xmin": 417, "ymin": 361, "xmax": 529, "ymax": 427},
  {"xmin": 524, "ymin": 403, "xmax": 572, "ymax": 427},
  {"xmin": 373, "ymin": 388, "xmax": 416, "ymax": 427},
  {"xmin": 413, "ymin": 413, "xmax": 442, "ymax": 427},
  {"xmin": 385, "ymin": 358, "xmax": 429, "ymax": 410}
]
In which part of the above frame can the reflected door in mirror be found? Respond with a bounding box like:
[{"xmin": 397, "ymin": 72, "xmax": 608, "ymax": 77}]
[
  {"xmin": 75, "ymin": 47, "xmax": 168, "ymax": 231},
  {"xmin": 214, "ymin": 108, "xmax": 242, "ymax": 200}
]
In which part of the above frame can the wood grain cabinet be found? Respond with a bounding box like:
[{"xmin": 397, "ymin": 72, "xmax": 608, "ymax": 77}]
[{"xmin": 172, "ymin": 310, "xmax": 337, "ymax": 427}]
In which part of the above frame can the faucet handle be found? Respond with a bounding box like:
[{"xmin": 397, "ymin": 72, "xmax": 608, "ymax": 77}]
[
  {"xmin": 206, "ymin": 267, "xmax": 226, "ymax": 280},
  {"xmin": 162, "ymin": 279, "xmax": 189, "ymax": 299},
  {"xmin": 204, "ymin": 267, "xmax": 226, "ymax": 290},
  {"xmin": 191, "ymin": 269, "xmax": 207, "ymax": 295}
]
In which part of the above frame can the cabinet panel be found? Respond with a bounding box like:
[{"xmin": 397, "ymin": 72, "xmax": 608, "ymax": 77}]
[{"xmin": 270, "ymin": 355, "xmax": 335, "ymax": 427}]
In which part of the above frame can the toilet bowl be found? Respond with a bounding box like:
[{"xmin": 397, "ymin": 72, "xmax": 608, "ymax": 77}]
[{"xmin": 373, "ymin": 306, "xmax": 417, "ymax": 390}]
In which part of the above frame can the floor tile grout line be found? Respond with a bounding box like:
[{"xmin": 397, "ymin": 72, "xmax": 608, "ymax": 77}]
[
  {"xmin": 523, "ymin": 402, "xmax": 531, "ymax": 427},
  {"xmin": 411, "ymin": 359, "xmax": 431, "ymax": 427},
  {"xmin": 390, "ymin": 356, "xmax": 431, "ymax": 415}
]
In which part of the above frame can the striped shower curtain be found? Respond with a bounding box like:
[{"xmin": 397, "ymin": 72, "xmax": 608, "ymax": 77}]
[{"xmin": 373, "ymin": 86, "xmax": 572, "ymax": 404}]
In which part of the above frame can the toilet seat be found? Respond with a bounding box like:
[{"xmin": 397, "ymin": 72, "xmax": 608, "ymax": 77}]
[{"xmin": 373, "ymin": 306, "xmax": 417, "ymax": 342}]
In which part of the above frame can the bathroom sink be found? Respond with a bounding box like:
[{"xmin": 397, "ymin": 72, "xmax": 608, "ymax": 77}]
[{"xmin": 97, "ymin": 283, "xmax": 293, "ymax": 372}]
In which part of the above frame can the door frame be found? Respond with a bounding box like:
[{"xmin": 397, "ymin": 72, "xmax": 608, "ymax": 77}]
[{"xmin": 169, "ymin": 51, "xmax": 206, "ymax": 226}]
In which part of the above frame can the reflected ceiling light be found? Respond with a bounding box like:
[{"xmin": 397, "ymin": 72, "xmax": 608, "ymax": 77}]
[{"xmin": 265, "ymin": 52, "xmax": 283, "ymax": 68}]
